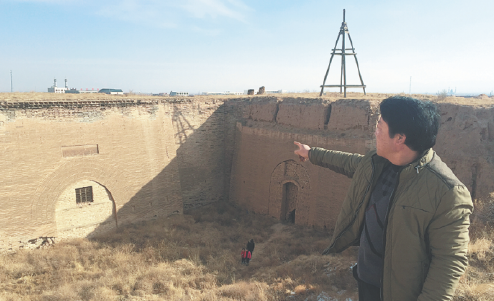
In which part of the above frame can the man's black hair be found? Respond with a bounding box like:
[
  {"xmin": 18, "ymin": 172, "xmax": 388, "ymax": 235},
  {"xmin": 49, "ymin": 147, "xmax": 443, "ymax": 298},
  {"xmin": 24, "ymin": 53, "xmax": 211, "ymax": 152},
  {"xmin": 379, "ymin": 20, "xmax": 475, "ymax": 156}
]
[{"xmin": 380, "ymin": 96, "xmax": 440, "ymax": 152}]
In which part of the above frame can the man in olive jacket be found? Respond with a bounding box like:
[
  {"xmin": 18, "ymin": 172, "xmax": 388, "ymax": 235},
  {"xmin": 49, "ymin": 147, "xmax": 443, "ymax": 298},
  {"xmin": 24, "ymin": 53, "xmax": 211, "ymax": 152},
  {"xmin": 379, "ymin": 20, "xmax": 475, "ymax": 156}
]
[{"xmin": 294, "ymin": 96, "xmax": 472, "ymax": 301}]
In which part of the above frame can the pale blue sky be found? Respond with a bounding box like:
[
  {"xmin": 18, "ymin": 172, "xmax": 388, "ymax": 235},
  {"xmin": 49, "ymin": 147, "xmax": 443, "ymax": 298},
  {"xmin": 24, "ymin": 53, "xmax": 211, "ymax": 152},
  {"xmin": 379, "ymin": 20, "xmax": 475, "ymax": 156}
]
[{"xmin": 1, "ymin": 0, "xmax": 493, "ymax": 94}]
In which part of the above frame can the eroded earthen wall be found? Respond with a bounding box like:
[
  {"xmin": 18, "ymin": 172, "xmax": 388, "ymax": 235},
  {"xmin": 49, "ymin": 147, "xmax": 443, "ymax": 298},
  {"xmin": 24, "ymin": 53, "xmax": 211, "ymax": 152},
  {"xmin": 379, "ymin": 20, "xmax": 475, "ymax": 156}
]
[
  {"xmin": 1, "ymin": 96, "xmax": 493, "ymax": 249},
  {"xmin": 171, "ymin": 100, "xmax": 239, "ymax": 208},
  {"xmin": 228, "ymin": 98, "xmax": 380, "ymax": 229},
  {"xmin": 0, "ymin": 98, "xmax": 244, "ymax": 251},
  {"xmin": 434, "ymin": 103, "xmax": 494, "ymax": 200},
  {"xmin": 0, "ymin": 101, "xmax": 180, "ymax": 250},
  {"xmin": 229, "ymin": 97, "xmax": 494, "ymax": 230}
]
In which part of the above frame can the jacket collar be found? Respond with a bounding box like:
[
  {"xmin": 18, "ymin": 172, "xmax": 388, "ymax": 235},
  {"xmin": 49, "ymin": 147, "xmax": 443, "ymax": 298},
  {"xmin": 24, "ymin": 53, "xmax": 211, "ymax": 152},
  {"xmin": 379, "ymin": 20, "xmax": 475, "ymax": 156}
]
[
  {"xmin": 398, "ymin": 148, "xmax": 434, "ymax": 175},
  {"xmin": 371, "ymin": 148, "xmax": 434, "ymax": 174}
]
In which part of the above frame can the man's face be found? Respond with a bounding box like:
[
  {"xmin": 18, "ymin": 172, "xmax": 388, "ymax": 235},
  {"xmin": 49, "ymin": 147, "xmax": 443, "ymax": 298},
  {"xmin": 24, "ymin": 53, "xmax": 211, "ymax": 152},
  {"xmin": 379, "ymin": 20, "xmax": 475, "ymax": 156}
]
[{"xmin": 375, "ymin": 117, "xmax": 395, "ymax": 159}]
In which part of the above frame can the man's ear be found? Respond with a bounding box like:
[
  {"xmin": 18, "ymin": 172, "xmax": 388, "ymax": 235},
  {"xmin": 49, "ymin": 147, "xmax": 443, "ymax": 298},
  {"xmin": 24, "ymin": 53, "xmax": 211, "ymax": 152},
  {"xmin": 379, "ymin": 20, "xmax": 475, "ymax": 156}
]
[{"xmin": 395, "ymin": 134, "xmax": 406, "ymax": 145}]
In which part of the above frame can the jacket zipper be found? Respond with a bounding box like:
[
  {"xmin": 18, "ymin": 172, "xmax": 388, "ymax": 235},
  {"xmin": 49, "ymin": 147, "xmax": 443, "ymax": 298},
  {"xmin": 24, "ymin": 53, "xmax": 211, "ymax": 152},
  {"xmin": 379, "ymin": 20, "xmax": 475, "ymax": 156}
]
[{"xmin": 325, "ymin": 158, "xmax": 376, "ymax": 253}]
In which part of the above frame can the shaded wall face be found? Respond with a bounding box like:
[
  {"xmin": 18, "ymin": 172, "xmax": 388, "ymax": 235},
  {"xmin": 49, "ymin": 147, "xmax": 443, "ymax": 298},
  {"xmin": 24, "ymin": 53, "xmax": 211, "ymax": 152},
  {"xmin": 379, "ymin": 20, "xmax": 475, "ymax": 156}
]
[
  {"xmin": 229, "ymin": 99, "xmax": 379, "ymax": 229},
  {"xmin": 228, "ymin": 97, "xmax": 494, "ymax": 229},
  {"xmin": 229, "ymin": 125, "xmax": 371, "ymax": 229},
  {"xmin": 171, "ymin": 101, "xmax": 233, "ymax": 208}
]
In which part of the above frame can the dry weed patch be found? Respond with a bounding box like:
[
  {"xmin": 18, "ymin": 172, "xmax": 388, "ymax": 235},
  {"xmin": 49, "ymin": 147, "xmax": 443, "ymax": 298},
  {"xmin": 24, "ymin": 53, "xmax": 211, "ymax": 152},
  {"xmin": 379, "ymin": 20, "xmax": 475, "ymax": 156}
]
[
  {"xmin": 1, "ymin": 200, "xmax": 492, "ymax": 300},
  {"xmin": 454, "ymin": 198, "xmax": 494, "ymax": 301},
  {"xmin": 0, "ymin": 202, "xmax": 358, "ymax": 300}
]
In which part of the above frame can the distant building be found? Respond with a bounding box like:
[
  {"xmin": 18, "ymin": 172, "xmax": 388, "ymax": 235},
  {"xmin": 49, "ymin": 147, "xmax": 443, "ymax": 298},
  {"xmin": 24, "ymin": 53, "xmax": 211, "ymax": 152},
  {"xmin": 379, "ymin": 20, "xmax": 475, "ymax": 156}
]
[
  {"xmin": 80, "ymin": 88, "xmax": 98, "ymax": 94},
  {"xmin": 170, "ymin": 91, "xmax": 189, "ymax": 96},
  {"xmin": 202, "ymin": 91, "xmax": 243, "ymax": 96},
  {"xmin": 48, "ymin": 87, "xmax": 67, "ymax": 93},
  {"xmin": 47, "ymin": 79, "xmax": 101, "ymax": 94},
  {"xmin": 243, "ymin": 89, "xmax": 284, "ymax": 95},
  {"xmin": 65, "ymin": 88, "xmax": 80, "ymax": 94},
  {"xmin": 47, "ymin": 79, "xmax": 68, "ymax": 93},
  {"xmin": 98, "ymin": 88, "xmax": 124, "ymax": 95},
  {"xmin": 265, "ymin": 89, "xmax": 286, "ymax": 94},
  {"xmin": 222, "ymin": 91, "xmax": 243, "ymax": 95}
]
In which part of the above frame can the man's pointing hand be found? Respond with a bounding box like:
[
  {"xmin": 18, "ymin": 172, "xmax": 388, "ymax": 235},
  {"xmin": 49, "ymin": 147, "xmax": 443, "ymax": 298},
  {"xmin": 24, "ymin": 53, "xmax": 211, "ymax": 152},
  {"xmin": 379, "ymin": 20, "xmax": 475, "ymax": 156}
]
[{"xmin": 294, "ymin": 141, "xmax": 310, "ymax": 162}]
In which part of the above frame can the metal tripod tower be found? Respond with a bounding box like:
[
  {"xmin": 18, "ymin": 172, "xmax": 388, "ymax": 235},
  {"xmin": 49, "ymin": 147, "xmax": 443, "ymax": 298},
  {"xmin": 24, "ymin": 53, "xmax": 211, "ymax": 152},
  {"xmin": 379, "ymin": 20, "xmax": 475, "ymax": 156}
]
[{"xmin": 319, "ymin": 9, "xmax": 366, "ymax": 97}]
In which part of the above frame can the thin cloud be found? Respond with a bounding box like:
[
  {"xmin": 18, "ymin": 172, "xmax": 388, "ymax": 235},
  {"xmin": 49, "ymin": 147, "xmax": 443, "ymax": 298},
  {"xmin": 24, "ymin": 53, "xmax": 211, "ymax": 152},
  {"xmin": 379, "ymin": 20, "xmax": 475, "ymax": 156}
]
[
  {"xmin": 97, "ymin": 0, "xmax": 252, "ymax": 28},
  {"xmin": 179, "ymin": 0, "xmax": 251, "ymax": 22},
  {"xmin": 191, "ymin": 25, "xmax": 222, "ymax": 36},
  {"xmin": 96, "ymin": 0, "xmax": 179, "ymax": 28},
  {"xmin": 4, "ymin": 0, "xmax": 79, "ymax": 3},
  {"xmin": 5, "ymin": 0, "xmax": 253, "ymax": 27}
]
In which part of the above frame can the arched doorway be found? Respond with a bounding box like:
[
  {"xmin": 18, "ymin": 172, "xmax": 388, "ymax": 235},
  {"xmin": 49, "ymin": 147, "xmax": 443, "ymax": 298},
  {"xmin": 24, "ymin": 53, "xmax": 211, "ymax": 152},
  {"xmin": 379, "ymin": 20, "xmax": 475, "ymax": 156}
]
[
  {"xmin": 281, "ymin": 182, "xmax": 298, "ymax": 223},
  {"xmin": 268, "ymin": 160, "xmax": 310, "ymax": 225},
  {"xmin": 55, "ymin": 180, "xmax": 116, "ymax": 239}
]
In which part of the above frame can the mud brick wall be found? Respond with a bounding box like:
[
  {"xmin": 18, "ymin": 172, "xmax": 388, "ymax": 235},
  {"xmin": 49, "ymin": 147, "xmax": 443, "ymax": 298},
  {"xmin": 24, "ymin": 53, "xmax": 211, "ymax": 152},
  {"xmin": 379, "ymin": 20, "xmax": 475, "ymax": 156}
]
[
  {"xmin": 1, "ymin": 96, "xmax": 493, "ymax": 250},
  {"xmin": 0, "ymin": 100, "xmax": 183, "ymax": 250},
  {"xmin": 228, "ymin": 98, "xmax": 380, "ymax": 229},
  {"xmin": 171, "ymin": 99, "xmax": 233, "ymax": 208},
  {"xmin": 0, "ymin": 97, "xmax": 242, "ymax": 250},
  {"xmin": 434, "ymin": 103, "xmax": 494, "ymax": 200},
  {"xmin": 229, "ymin": 97, "xmax": 494, "ymax": 229}
]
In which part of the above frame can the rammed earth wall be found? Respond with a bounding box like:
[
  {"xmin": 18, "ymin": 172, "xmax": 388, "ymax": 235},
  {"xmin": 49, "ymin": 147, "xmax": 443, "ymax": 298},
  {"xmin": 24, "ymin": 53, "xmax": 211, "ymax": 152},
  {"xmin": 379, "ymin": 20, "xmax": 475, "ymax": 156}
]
[{"xmin": 1, "ymin": 96, "xmax": 493, "ymax": 250}]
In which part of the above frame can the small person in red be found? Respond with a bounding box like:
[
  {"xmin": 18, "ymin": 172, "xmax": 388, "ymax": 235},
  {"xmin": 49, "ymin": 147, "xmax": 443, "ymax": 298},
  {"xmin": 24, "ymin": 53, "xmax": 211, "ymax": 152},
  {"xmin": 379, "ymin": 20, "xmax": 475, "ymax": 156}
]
[
  {"xmin": 245, "ymin": 250, "xmax": 252, "ymax": 266},
  {"xmin": 241, "ymin": 248, "xmax": 246, "ymax": 264}
]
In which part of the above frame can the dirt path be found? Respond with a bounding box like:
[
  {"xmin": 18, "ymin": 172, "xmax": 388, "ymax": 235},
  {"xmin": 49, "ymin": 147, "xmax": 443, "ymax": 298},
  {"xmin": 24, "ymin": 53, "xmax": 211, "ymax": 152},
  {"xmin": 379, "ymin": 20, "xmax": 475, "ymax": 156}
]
[{"xmin": 252, "ymin": 222, "xmax": 290, "ymax": 260}]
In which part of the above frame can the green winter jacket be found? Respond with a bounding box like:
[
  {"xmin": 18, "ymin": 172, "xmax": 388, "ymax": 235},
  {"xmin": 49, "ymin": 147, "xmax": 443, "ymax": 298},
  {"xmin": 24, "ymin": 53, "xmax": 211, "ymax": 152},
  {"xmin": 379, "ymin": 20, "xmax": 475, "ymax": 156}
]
[{"xmin": 309, "ymin": 147, "xmax": 472, "ymax": 301}]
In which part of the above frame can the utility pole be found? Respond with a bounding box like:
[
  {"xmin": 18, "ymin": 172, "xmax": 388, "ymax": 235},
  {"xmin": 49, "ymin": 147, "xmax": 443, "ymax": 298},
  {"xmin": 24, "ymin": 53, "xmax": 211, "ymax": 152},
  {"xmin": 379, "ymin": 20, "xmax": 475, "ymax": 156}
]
[
  {"xmin": 10, "ymin": 70, "xmax": 13, "ymax": 92},
  {"xmin": 409, "ymin": 76, "xmax": 411, "ymax": 95}
]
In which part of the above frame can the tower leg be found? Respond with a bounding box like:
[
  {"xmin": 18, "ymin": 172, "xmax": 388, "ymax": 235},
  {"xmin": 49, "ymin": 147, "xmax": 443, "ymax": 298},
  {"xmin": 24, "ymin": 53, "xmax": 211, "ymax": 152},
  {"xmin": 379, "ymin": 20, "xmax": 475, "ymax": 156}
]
[{"xmin": 320, "ymin": 33, "xmax": 342, "ymax": 96}]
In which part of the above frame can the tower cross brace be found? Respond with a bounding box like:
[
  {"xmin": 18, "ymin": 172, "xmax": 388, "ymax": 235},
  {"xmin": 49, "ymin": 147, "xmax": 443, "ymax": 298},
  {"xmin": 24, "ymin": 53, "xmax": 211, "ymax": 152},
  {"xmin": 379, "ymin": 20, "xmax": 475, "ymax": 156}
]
[{"xmin": 320, "ymin": 9, "xmax": 366, "ymax": 97}]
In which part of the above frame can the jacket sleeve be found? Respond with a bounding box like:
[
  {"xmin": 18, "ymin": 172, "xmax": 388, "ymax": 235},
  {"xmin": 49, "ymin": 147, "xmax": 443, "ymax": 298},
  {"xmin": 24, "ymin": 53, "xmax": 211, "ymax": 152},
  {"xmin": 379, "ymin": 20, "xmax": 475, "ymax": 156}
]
[
  {"xmin": 309, "ymin": 147, "xmax": 364, "ymax": 178},
  {"xmin": 418, "ymin": 185, "xmax": 473, "ymax": 301}
]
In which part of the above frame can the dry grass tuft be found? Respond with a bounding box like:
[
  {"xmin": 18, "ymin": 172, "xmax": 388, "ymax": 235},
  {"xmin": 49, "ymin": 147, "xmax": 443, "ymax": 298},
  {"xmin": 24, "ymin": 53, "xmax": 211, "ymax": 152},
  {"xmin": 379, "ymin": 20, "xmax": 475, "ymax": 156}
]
[
  {"xmin": 0, "ymin": 200, "xmax": 492, "ymax": 300},
  {"xmin": 0, "ymin": 202, "xmax": 357, "ymax": 300},
  {"xmin": 468, "ymin": 237, "xmax": 493, "ymax": 261},
  {"xmin": 454, "ymin": 198, "xmax": 494, "ymax": 301}
]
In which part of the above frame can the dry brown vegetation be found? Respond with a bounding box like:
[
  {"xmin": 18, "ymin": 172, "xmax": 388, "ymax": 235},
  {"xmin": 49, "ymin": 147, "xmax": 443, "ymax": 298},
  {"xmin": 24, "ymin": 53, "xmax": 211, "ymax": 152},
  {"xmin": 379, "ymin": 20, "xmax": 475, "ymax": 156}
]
[
  {"xmin": 0, "ymin": 203, "xmax": 357, "ymax": 301},
  {"xmin": 455, "ymin": 199, "xmax": 494, "ymax": 300},
  {"xmin": 0, "ymin": 199, "xmax": 493, "ymax": 301}
]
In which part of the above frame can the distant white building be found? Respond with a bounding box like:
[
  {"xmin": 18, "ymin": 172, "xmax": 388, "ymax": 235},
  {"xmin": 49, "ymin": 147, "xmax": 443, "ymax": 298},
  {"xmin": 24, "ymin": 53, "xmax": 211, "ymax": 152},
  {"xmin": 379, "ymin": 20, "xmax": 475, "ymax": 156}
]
[
  {"xmin": 79, "ymin": 89, "xmax": 98, "ymax": 94},
  {"xmin": 243, "ymin": 89, "xmax": 285, "ymax": 95},
  {"xmin": 224, "ymin": 91, "xmax": 243, "ymax": 95},
  {"xmin": 170, "ymin": 91, "xmax": 189, "ymax": 96},
  {"xmin": 265, "ymin": 89, "xmax": 286, "ymax": 94},
  {"xmin": 202, "ymin": 91, "xmax": 243, "ymax": 96},
  {"xmin": 47, "ymin": 79, "xmax": 68, "ymax": 93}
]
